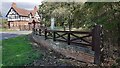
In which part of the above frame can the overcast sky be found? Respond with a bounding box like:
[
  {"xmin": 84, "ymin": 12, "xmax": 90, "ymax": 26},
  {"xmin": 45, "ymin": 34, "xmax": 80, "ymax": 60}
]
[{"xmin": 0, "ymin": 0, "xmax": 43, "ymax": 18}]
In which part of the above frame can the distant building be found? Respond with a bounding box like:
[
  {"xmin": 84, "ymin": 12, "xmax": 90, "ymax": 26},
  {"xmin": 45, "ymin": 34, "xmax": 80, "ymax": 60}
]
[{"xmin": 6, "ymin": 2, "xmax": 41, "ymax": 30}]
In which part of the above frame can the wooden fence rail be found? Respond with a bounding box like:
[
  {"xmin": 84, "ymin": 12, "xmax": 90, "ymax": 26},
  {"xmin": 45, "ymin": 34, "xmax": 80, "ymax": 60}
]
[
  {"xmin": 33, "ymin": 25, "xmax": 103, "ymax": 65},
  {"xmin": 45, "ymin": 30, "xmax": 92, "ymax": 46}
]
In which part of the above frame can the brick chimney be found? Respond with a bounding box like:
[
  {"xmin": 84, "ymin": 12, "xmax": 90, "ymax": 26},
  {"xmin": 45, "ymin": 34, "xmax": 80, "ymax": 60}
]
[
  {"xmin": 12, "ymin": 2, "xmax": 16, "ymax": 7},
  {"xmin": 34, "ymin": 6, "xmax": 37, "ymax": 11}
]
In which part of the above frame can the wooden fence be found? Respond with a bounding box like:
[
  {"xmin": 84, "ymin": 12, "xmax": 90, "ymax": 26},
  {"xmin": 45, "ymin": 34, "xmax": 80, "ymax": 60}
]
[{"xmin": 33, "ymin": 25, "xmax": 103, "ymax": 65}]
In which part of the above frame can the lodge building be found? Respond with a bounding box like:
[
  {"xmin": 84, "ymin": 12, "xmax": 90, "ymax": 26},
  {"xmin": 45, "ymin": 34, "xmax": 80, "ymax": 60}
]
[{"xmin": 6, "ymin": 2, "xmax": 41, "ymax": 30}]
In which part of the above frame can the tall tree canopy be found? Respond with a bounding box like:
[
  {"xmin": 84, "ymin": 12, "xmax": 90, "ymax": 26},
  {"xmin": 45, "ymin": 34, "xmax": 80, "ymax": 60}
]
[
  {"xmin": 39, "ymin": 2, "xmax": 119, "ymax": 28},
  {"xmin": 39, "ymin": 2, "xmax": 83, "ymax": 26}
]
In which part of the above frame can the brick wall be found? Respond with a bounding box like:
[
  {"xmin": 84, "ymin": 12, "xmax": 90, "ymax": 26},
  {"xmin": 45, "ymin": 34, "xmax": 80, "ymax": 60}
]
[
  {"xmin": 9, "ymin": 21, "xmax": 40, "ymax": 30},
  {"xmin": 9, "ymin": 21, "xmax": 31, "ymax": 30}
]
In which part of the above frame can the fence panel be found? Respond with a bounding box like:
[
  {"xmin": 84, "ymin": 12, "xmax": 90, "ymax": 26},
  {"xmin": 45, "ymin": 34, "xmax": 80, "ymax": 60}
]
[{"xmin": 33, "ymin": 25, "xmax": 102, "ymax": 65}]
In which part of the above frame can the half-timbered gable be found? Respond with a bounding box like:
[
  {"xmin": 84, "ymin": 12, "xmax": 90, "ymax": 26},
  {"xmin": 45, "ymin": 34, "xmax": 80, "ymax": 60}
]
[
  {"xmin": 7, "ymin": 8, "xmax": 20, "ymax": 21},
  {"xmin": 34, "ymin": 12, "xmax": 40, "ymax": 21}
]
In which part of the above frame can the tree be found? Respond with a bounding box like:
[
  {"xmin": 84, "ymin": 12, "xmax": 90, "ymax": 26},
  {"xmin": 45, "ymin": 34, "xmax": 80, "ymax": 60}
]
[{"xmin": 39, "ymin": 2, "xmax": 83, "ymax": 29}]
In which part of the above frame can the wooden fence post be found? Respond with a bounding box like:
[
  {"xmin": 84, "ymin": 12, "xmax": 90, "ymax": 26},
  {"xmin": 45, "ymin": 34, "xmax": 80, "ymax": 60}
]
[
  {"xmin": 39, "ymin": 28, "xmax": 41, "ymax": 36},
  {"xmin": 45, "ymin": 28, "xmax": 47, "ymax": 40},
  {"xmin": 53, "ymin": 31, "xmax": 56, "ymax": 41},
  {"xmin": 35, "ymin": 29, "xmax": 37, "ymax": 35},
  {"xmin": 68, "ymin": 32, "xmax": 70, "ymax": 45},
  {"xmin": 118, "ymin": 23, "xmax": 120, "ymax": 57},
  {"xmin": 92, "ymin": 25, "xmax": 102, "ymax": 65},
  {"xmin": 32, "ymin": 28, "xmax": 35, "ymax": 34}
]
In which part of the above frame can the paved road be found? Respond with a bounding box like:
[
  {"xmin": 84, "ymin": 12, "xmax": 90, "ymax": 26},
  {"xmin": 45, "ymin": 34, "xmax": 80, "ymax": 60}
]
[{"xmin": 0, "ymin": 31, "xmax": 32, "ymax": 40}]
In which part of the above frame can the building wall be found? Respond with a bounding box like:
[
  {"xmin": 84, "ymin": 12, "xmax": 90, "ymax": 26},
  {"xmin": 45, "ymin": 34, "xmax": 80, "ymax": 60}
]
[
  {"xmin": 10, "ymin": 21, "xmax": 28, "ymax": 26},
  {"xmin": 9, "ymin": 21, "xmax": 31, "ymax": 30},
  {"xmin": 9, "ymin": 20, "xmax": 40, "ymax": 30}
]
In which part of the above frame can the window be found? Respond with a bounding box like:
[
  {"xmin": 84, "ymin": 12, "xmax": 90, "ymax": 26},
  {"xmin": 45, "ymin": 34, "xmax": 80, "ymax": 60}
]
[
  {"xmin": 8, "ymin": 15, "xmax": 12, "ymax": 19},
  {"xmin": 15, "ymin": 15, "xmax": 19, "ymax": 19},
  {"xmin": 11, "ymin": 15, "xmax": 15, "ymax": 19}
]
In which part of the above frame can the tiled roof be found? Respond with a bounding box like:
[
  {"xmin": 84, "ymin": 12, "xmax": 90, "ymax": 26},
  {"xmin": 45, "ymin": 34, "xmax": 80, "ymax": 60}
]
[
  {"xmin": 12, "ymin": 7, "xmax": 30, "ymax": 16},
  {"xmin": 11, "ymin": 2, "xmax": 38, "ymax": 16}
]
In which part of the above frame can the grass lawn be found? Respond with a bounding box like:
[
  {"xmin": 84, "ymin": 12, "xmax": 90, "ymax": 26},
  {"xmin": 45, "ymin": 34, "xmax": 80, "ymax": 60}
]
[
  {"xmin": 0, "ymin": 28, "xmax": 16, "ymax": 32},
  {"xmin": 0, "ymin": 41, "xmax": 2, "ymax": 67},
  {"xmin": 2, "ymin": 35, "xmax": 42, "ymax": 66}
]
